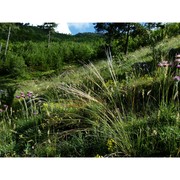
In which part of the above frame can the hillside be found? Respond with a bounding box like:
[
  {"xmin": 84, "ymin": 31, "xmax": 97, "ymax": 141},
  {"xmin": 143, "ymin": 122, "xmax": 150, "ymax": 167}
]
[
  {"xmin": 0, "ymin": 24, "xmax": 180, "ymax": 157},
  {"xmin": 0, "ymin": 23, "xmax": 102, "ymax": 42},
  {"xmin": 0, "ymin": 23, "xmax": 105, "ymax": 80}
]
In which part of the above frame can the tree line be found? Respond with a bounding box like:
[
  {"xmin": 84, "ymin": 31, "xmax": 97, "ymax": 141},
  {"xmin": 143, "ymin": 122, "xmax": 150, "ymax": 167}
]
[
  {"xmin": 1, "ymin": 22, "xmax": 180, "ymax": 79},
  {"xmin": 93, "ymin": 23, "xmax": 180, "ymax": 55}
]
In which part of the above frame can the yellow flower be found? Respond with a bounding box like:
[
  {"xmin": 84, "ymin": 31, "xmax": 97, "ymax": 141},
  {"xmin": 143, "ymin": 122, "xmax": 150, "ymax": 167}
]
[
  {"xmin": 43, "ymin": 103, "xmax": 48, "ymax": 109},
  {"xmin": 107, "ymin": 138, "xmax": 116, "ymax": 153},
  {"xmin": 152, "ymin": 129, "xmax": 157, "ymax": 136},
  {"xmin": 95, "ymin": 154, "xmax": 103, "ymax": 158}
]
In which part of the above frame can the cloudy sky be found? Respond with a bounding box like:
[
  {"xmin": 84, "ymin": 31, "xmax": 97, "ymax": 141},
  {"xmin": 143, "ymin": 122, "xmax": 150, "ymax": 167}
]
[
  {"xmin": 27, "ymin": 22, "xmax": 95, "ymax": 35},
  {"xmin": 55, "ymin": 23, "xmax": 95, "ymax": 35}
]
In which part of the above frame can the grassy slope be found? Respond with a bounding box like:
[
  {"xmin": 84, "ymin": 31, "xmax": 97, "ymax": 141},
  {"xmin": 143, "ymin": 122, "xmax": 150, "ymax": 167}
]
[
  {"xmin": 0, "ymin": 35, "xmax": 180, "ymax": 157},
  {"xmin": 16, "ymin": 34, "xmax": 180, "ymax": 95}
]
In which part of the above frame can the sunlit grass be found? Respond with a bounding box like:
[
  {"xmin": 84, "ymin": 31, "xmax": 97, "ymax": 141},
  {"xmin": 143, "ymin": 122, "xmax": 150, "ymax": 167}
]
[{"xmin": 0, "ymin": 34, "xmax": 180, "ymax": 157}]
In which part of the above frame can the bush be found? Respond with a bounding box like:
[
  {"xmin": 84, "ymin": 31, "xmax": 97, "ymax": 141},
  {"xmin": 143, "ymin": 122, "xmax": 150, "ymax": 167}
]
[
  {"xmin": 60, "ymin": 42, "xmax": 98, "ymax": 64},
  {"xmin": 0, "ymin": 53, "xmax": 27, "ymax": 78}
]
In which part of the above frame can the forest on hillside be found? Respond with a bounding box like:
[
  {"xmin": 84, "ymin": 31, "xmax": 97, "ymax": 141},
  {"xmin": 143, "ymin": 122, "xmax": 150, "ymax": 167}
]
[{"xmin": 1, "ymin": 22, "xmax": 180, "ymax": 78}]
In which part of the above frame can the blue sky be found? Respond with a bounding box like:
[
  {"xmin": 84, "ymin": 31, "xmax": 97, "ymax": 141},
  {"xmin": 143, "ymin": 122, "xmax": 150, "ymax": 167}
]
[
  {"xmin": 55, "ymin": 23, "xmax": 95, "ymax": 35},
  {"xmin": 28, "ymin": 22, "xmax": 96, "ymax": 35}
]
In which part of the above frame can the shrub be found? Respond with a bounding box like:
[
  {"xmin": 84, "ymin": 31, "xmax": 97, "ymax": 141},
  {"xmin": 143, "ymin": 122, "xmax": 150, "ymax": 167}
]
[{"xmin": 0, "ymin": 53, "xmax": 27, "ymax": 78}]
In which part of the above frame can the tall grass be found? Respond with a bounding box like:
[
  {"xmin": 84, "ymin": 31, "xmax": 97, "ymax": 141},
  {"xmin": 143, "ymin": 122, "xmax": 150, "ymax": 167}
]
[
  {"xmin": 57, "ymin": 49, "xmax": 180, "ymax": 157},
  {"xmin": 0, "ymin": 36, "xmax": 180, "ymax": 157},
  {"xmin": 58, "ymin": 51, "xmax": 140, "ymax": 156}
]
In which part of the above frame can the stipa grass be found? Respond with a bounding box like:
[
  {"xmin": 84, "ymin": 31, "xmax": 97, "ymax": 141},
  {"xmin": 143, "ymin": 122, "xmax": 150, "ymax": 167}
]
[
  {"xmin": 58, "ymin": 50, "xmax": 180, "ymax": 157},
  {"xmin": 1, "ymin": 35, "xmax": 180, "ymax": 157},
  {"xmin": 58, "ymin": 54, "xmax": 136, "ymax": 156}
]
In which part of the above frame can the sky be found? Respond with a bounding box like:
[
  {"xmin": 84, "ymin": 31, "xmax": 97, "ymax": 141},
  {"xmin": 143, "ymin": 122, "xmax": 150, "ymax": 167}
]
[
  {"xmin": 55, "ymin": 23, "xmax": 95, "ymax": 35},
  {"xmin": 29, "ymin": 22, "xmax": 96, "ymax": 35}
]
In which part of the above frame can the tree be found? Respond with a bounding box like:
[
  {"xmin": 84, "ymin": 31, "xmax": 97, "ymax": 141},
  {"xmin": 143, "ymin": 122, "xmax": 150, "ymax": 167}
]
[
  {"xmin": 4, "ymin": 26, "xmax": 11, "ymax": 57},
  {"xmin": 143, "ymin": 23, "xmax": 167, "ymax": 45},
  {"xmin": 38, "ymin": 22, "xmax": 58, "ymax": 47},
  {"xmin": 0, "ymin": 23, "xmax": 19, "ymax": 61},
  {"xmin": 94, "ymin": 23, "xmax": 146, "ymax": 55}
]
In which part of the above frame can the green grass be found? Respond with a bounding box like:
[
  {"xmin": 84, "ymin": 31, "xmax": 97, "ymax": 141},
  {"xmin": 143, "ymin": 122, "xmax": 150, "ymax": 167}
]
[{"xmin": 0, "ymin": 35, "xmax": 180, "ymax": 157}]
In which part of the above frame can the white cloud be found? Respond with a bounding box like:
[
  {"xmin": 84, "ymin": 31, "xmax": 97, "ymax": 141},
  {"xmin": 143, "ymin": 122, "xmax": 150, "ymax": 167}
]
[
  {"xmin": 55, "ymin": 23, "xmax": 72, "ymax": 34},
  {"xmin": 19, "ymin": 22, "xmax": 72, "ymax": 35}
]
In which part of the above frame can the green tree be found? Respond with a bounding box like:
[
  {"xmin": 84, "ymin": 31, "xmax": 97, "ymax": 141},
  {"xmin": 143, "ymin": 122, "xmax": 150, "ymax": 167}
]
[
  {"xmin": 0, "ymin": 23, "xmax": 20, "ymax": 61},
  {"xmin": 94, "ymin": 23, "xmax": 146, "ymax": 55},
  {"xmin": 143, "ymin": 23, "xmax": 167, "ymax": 45},
  {"xmin": 38, "ymin": 23, "xmax": 58, "ymax": 47}
]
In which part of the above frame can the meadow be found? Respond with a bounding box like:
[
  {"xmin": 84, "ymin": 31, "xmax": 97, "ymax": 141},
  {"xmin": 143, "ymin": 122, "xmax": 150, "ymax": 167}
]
[{"xmin": 0, "ymin": 24, "xmax": 180, "ymax": 157}]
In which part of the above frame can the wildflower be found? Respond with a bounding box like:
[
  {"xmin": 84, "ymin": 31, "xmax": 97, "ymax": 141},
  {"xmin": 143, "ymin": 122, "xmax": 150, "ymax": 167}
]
[
  {"xmin": 158, "ymin": 61, "xmax": 171, "ymax": 67},
  {"xmin": 3, "ymin": 104, "xmax": 8, "ymax": 110},
  {"xmin": 16, "ymin": 95, "xmax": 21, "ymax": 99},
  {"xmin": 175, "ymin": 59, "xmax": 180, "ymax": 63},
  {"xmin": 173, "ymin": 76, "xmax": 180, "ymax": 81},
  {"xmin": 177, "ymin": 65, "xmax": 180, "ymax": 69},
  {"xmin": 107, "ymin": 138, "xmax": 116, "ymax": 153},
  {"xmin": 27, "ymin": 91, "xmax": 33, "ymax": 98},
  {"xmin": 27, "ymin": 91, "xmax": 33, "ymax": 94},
  {"xmin": 43, "ymin": 103, "xmax": 48, "ymax": 108},
  {"xmin": 152, "ymin": 129, "xmax": 157, "ymax": 136},
  {"xmin": 95, "ymin": 154, "xmax": 103, "ymax": 158},
  {"xmin": 175, "ymin": 54, "xmax": 180, "ymax": 58},
  {"xmin": 20, "ymin": 92, "xmax": 25, "ymax": 98}
]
